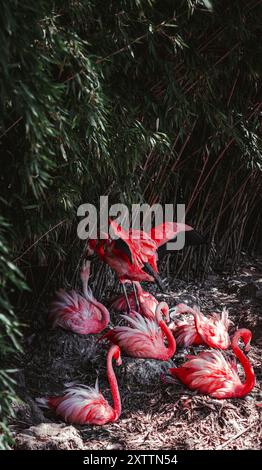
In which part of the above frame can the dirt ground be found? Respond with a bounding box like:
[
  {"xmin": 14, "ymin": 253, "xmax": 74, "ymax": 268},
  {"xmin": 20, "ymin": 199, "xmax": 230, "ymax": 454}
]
[{"xmin": 11, "ymin": 256, "xmax": 262, "ymax": 450}]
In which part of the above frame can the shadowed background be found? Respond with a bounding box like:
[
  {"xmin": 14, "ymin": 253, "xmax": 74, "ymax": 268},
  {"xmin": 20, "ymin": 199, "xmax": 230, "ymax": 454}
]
[{"xmin": 0, "ymin": 0, "xmax": 261, "ymax": 448}]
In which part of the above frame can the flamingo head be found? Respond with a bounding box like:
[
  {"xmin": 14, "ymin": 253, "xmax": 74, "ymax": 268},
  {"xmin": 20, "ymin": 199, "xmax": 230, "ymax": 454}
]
[
  {"xmin": 133, "ymin": 281, "xmax": 143, "ymax": 294},
  {"xmin": 112, "ymin": 345, "xmax": 122, "ymax": 366},
  {"xmin": 86, "ymin": 239, "xmax": 97, "ymax": 255},
  {"xmin": 155, "ymin": 301, "xmax": 170, "ymax": 324},
  {"xmin": 232, "ymin": 328, "xmax": 252, "ymax": 352},
  {"xmin": 80, "ymin": 259, "xmax": 91, "ymax": 282}
]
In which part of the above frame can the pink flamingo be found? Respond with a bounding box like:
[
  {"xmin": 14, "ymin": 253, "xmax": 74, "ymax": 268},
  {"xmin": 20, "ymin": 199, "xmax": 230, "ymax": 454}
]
[
  {"xmin": 110, "ymin": 281, "xmax": 158, "ymax": 319},
  {"xmin": 36, "ymin": 345, "xmax": 122, "ymax": 425},
  {"xmin": 168, "ymin": 329, "xmax": 255, "ymax": 399},
  {"xmin": 169, "ymin": 303, "xmax": 232, "ymax": 349},
  {"xmin": 100, "ymin": 302, "xmax": 176, "ymax": 360},
  {"xmin": 88, "ymin": 219, "xmax": 204, "ymax": 307},
  {"xmin": 49, "ymin": 260, "xmax": 110, "ymax": 334}
]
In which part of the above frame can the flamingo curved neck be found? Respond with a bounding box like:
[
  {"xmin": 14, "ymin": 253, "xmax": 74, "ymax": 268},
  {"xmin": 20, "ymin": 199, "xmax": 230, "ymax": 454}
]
[
  {"xmin": 107, "ymin": 349, "xmax": 121, "ymax": 420},
  {"xmin": 159, "ymin": 320, "xmax": 176, "ymax": 360},
  {"xmin": 81, "ymin": 276, "xmax": 89, "ymax": 300},
  {"xmin": 232, "ymin": 333, "xmax": 255, "ymax": 396},
  {"xmin": 155, "ymin": 302, "xmax": 169, "ymax": 323}
]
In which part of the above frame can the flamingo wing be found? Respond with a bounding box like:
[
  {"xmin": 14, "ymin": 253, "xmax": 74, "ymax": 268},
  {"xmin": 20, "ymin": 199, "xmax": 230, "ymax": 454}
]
[
  {"xmin": 149, "ymin": 222, "xmax": 192, "ymax": 247},
  {"xmin": 139, "ymin": 294, "xmax": 158, "ymax": 319},
  {"xmin": 109, "ymin": 220, "xmax": 158, "ymax": 268},
  {"xmin": 129, "ymin": 229, "xmax": 158, "ymax": 267},
  {"xmin": 109, "ymin": 219, "xmax": 134, "ymax": 263},
  {"xmin": 109, "ymin": 220, "xmax": 163, "ymax": 286},
  {"xmin": 149, "ymin": 222, "xmax": 205, "ymax": 258},
  {"xmin": 102, "ymin": 313, "xmax": 165, "ymax": 358},
  {"xmin": 170, "ymin": 319, "xmax": 202, "ymax": 347},
  {"xmin": 110, "ymin": 290, "xmax": 157, "ymax": 319},
  {"xmin": 170, "ymin": 350, "xmax": 241, "ymax": 398},
  {"xmin": 49, "ymin": 290, "xmax": 100, "ymax": 334},
  {"xmin": 194, "ymin": 309, "xmax": 231, "ymax": 350},
  {"xmin": 39, "ymin": 383, "xmax": 114, "ymax": 425},
  {"xmin": 110, "ymin": 293, "xmax": 137, "ymax": 312}
]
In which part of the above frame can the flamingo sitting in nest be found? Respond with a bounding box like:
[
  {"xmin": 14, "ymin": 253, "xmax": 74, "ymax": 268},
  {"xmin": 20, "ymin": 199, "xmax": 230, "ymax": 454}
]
[
  {"xmin": 36, "ymin": 345, "xmax": 122, "ymax": 425},
  {"xmin": 100, "ymin": 302, "xmax": 176, "ymax": 361},
  {"xmin": 169, "ymin": 303, "xmax": 232, "ymax": 349},
  {"xmin": 166, "ymin": 329, "xmax": 255, "ymax": 399},
  {"xmin": 109, "ymin": 281, "xmax": 159, "ymax": 319},
  {"xmin": 49, "ymin": 260, "xmax": 110, "ymax": 334}
]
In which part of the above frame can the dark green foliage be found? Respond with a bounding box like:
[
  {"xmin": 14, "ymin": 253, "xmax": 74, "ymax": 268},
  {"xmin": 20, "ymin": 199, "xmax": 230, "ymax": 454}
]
[
  {"xmin": 0, "ymin": 0, "xmax": 261, "ymax": 447},
  {"xmin": 0, "ymin": 218, "xmax": 26, "ymax": 448}
]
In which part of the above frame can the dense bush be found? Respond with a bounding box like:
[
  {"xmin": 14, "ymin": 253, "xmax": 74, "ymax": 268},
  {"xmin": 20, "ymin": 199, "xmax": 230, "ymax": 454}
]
[{"xmin": 0, "ymin": 0, "xmax": 261, "ymax": 447}]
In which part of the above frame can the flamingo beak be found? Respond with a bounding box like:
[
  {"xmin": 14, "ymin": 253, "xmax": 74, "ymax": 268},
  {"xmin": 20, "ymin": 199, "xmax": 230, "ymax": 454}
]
[
  {"xmin": 116, "ymin": 357, "xmax": 122, "ymax": 366},
  {"xmin": 169, "ymin": 307, "xmax": 178, "ymax": 320},
  {"xmin": 142, "ymin": 262, "xmax": 165, "ymax": 291},
  {"xmin": 86, "ymin": 241, "xmax": 96, "ymax": 259},
  {"xmin": 165, "ymin": 311, "xmax": 170, "ymax": 323}
]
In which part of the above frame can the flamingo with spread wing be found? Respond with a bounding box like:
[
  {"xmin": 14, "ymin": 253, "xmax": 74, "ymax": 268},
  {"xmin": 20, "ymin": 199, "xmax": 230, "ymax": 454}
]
[{"xmin": 87, "ymin": 219, "xmax": 204, "ymax": 308}]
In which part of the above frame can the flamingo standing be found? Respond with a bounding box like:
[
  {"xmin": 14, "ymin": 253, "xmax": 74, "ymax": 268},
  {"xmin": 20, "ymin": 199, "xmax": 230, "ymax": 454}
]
[
  {"xmin": 167, "ymin": 329, "xmax": 255, "ymax": 398},
  {"xmin": 49, "ymin": 260, "xmax": 110, "ymax": 334},
  {"xmin": 36, "ymin": 345, "xmax": 122, "ymax": 424},
  {"xmin": 169, "ymin": 303, "xmax": 232, "ymax": 349},
  {"xmin": 109, "ymin": 282, "xmax": 159, "ymax": 319},
  {"xmin": 87, "ymin": 219, "xmax": 204, "ymax": 306},
  {"xmin": 100, "ymin": 302, "xmax": 176, "ymax": 360}
]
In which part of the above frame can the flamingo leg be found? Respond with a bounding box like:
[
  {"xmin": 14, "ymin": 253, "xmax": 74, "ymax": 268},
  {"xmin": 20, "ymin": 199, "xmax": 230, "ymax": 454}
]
[
  {"xmin": 132, "ymin": 282, "xmax": 140, "ymax": 312},
  {"xmin": 122, "ymin": 283, "xmax": 131, "ymax": 314}
]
